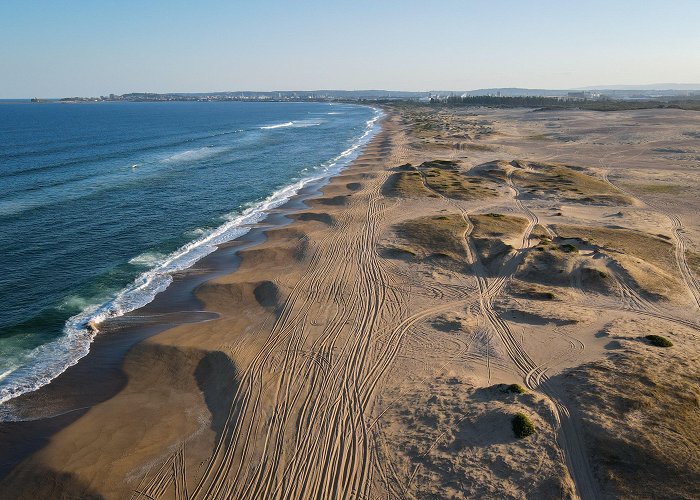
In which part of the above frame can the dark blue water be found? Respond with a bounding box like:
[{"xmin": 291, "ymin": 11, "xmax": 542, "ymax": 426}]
[{"xmin": 0, "ymin": 101, "xmax": 379, "ymax": 408}]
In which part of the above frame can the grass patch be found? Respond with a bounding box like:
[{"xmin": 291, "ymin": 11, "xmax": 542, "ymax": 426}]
[
  {"xmin": 512, "ymin": 412, "xmax": 535, "ymax": 438},
  {"xmin": 386, "ymin": 169, "xmax": 432, "ymax": 198},
  {"xmin": 560, "ymin": 351, "xmax": 700, "ymax": 498},
  {"xmin": 629, "ymin": 183, "xmax": 683, "ymax": 194},
  {"xmin": 507, "ymin": 383, "xmax": 526, "ymax": 394},
  {"xmin": 394, "ymin": 214, "xmax": 469, "ymax": 261},
  {"xmin": 554, "ymin": 225, "xmax": 676, "ymax": 275},
  {"xmin": 559, "ymin": 243, "xmax": 578, "ymax": 253},
  {"xmin": 384, "ymin": 159, "xmax": 500, "ymax": 200},
  {"xmin": 418, "ymin": 160, "xmax": 499, "ymax": 200},
  {"xmin": 509, "ymin": 282, "xmax": 557, "ymax": 301},
  {"xmin": 420, "ymin": 159, "xmax": 459, "ymax": 170},
  {"xmin": 463, "ymin": 143, "xmax": 494, "ymax": 151},
  {"xmin": 382, "ymin": 245, "xmax": 417, "ymax": 258},
  {"xmin": 512, "ymin": 161, "xmax": 632, "ymax": 205},
  {"xmin": 471, "ymin": 213, "xmax": 528, "ymax": 239},
  {"xmin": 645, "ymin": 335, "xmax": 673, "ymax": 347}
]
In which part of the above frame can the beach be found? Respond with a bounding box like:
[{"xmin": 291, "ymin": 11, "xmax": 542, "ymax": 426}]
[{"xmin": 2, "ymin": 105, "xmax": 700, "ymax": 499}]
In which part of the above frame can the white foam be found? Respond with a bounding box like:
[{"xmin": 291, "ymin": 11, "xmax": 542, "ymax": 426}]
[
  {"xmin": 260, "ymin": 121, "xmax": 294, "ymax": 130},
  {"xmin": 0, "ymin": 106, "xmax": 383, "ymax": 411},
  {"xmin": 162, "ymin": 146, "xmax": 230, "ymax": 163},
  {"xmin": 60, "ymin": 295, "xmax": 105, "ymax": 311},
  {"xmin": 290, "ymin": 119, "xmax": 322, "ymax": 128},
  {"xmin": 260, "ymin": 120, "xmax": 322, "ymax": 130},
  {"xmin": 128, "ymin": 251, "xmax": 168, "ymax": 267},
  {"xmin": 184, "ymin": 227, "xmax": 207, "ymax": 238}
]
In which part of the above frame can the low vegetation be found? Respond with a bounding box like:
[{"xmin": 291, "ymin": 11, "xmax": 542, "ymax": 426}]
[
  {"xmin": 509, "ymin": 282, "xmax": 557, "ymax": 301},
  {"xmin": 471, "ymin": 213, "xmax": 528, "ymax": 241},
  {"xmin": 385, "ymin": 160, "xmax": 500, "ymax": 200},
  {"xmin": 418, "ymin": 160, "xmax": 499, "ymax": 200},
  {"xmin": 554, "ymin": 225, "xmax": 676, "ymax": 274},
  {"xmin": 512, "ymin": 161, "xmax": 632, "ymax": 205},
  {"xmin": 512, "ymin": 412, "xmax": 535, "ymax": 438},
  {"xmin": 645, "ymin": 334, "xmax": 673, "ymax": 347},
  {"xmin": 393, "ymin": 214, "xmax": 469, "ymax": 262},
  {"xmin": 507, "ymin": 384, "xmax": 526, "ymax": 394},
  {"xmin": 387, "ymin": 168, "xmax": 436, "ymax": 198},
  {"xmin": 424, "ymin": 95, "xmax": 700, "ymax": 112},
  {"xmin": 562, "ymin": 350, "xmax": 700, "ymax": 498}
]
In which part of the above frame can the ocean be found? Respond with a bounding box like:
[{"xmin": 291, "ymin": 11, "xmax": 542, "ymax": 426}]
[{"xmin": 0, "ymin": 100, "xmax": 380, "ymax": 411}]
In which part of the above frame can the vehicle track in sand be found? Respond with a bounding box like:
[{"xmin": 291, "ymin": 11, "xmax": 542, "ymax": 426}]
[
  {"xmin": 131, "ymin": 119, "xmax": 700, "ymax": 500},
  {"xmin": 601, "ymin": 170, "xmax": 700, "ymax": 313},
  {"xmin": 498, "ymin": 164, "xmax": 600, "ymax": 500},
  {"xmin": 413, "ymin": 158, "xmax": 600, "ymax": 500},
  {"xmin": 133, "ymin": 117, "xmax": 430, "ymax": 500}
]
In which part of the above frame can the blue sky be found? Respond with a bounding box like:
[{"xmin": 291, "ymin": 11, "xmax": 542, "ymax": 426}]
[{"xmin": 1, "ymin": 0, "xmax": 699, "ymax": 97}]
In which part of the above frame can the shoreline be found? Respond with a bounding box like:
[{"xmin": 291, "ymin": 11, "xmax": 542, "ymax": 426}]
[
  {"xmin": 3, "ymin": 105, "xmax": 699, "ymax": 498},
  {"xmin": 0, "ymin": 104, "xmax": 382, "ymax": 410},
  {"xmin": 0, "ymin": 109, "xmax": 385, "ymax": 477}
]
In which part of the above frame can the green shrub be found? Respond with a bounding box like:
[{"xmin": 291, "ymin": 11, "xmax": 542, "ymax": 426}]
[
  {"xmin": 559, "ymin": 243, "xmax": 578, "ymax": 253},
  {"xmin": 512, "ymin": 412, "xmax": 535, "ymax": 438},
  {"xmin": 507, "ymin": 383, "xmax": 526, "ymax": 394},
  {"xmin": 645, "ymin": 335, "xmax": 673, "ymax": 347}
]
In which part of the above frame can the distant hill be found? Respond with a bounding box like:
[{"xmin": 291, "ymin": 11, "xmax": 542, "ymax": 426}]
[{"xmin": 577, "ymin": 83, "xmax": 700, "ymax": 91}]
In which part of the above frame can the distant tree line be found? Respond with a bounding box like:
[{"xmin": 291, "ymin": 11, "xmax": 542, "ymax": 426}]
[
  {"xmin": 435, "ymin": 95, "xmax": 575, "ymax": 107},
  {"xmin": 425, "ymin": 95, "xmax": 700, "ymax": 111}
]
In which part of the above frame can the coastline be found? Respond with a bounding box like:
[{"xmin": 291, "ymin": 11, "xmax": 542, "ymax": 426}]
[
  {"xmin": 3, "ymin": 105, "xmax": 699, "ymax": 499},
  {"xmin": 0, "ymin": 108, "xmax": 384, "ymax": 479},
  {"xmin": 0, "ymin": 104, "xmax": 382, "ymax": 409}
]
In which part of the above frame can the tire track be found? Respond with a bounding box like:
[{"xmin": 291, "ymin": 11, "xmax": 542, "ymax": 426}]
[{"xmin": 602, "ymin": 170, "xmax": 700, "ymax": 312}]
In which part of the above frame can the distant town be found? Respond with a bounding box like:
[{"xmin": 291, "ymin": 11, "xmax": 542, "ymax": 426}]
[
  {"xmin": 38, "ymin": 90, "xmax": 429, "ymax": 103},
  {"xmin": 28, "ymin": 87, "xmax": 700, "ymax": 105}
]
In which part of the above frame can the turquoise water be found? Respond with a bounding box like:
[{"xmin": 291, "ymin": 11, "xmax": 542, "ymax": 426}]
[{"xmin": 0, "ymin": 101, "xmax": 379, "ymax": 408}]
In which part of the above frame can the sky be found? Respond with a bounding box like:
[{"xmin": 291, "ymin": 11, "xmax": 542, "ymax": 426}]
[{"xmin": 1, "ymin": 0, "xmax": 699, "ymax": 98}]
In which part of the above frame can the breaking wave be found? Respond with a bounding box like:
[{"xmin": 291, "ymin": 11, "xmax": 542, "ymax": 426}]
[{"xmin": 0, "ymin": 107, "xmax": 382, "ymax": 410}]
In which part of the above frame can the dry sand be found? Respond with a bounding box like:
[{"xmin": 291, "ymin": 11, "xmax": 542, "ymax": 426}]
[{"xmin": 2, "ymin": 106, "xmax": 700, "ymax": 499}]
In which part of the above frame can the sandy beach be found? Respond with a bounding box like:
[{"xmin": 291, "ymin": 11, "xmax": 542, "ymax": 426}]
[{"xmin": 2, "ymin": 105, "xmax": 699, "ymax": 499}]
